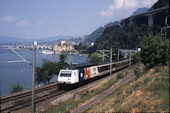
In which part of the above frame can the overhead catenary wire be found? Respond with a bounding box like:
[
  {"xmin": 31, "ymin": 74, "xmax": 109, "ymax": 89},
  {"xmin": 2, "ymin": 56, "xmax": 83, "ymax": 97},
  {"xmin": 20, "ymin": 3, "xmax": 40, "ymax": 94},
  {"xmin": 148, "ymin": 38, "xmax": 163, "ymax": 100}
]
[{"xmin": 8, "ymin": 48, "xmax": 32, "ymax": 66}]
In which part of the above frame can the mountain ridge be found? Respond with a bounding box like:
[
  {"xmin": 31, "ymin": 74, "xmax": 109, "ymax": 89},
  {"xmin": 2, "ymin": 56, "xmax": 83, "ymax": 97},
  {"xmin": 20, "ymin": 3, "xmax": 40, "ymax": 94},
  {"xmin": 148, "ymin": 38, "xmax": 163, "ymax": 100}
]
[
  {"xmin": 84, "ymin": 21, "xmax": 120, "ymax": 46},
  {"xmin": 0, "ymin": 35, "xmax": 73, "ymax": 44},
  {"xmin": 83, "ymin": 7, "xmax": 149, "ymax": 46},
  {"xmin": 131, "ymin": 8, "xmax": 149, "ymax": 16}
]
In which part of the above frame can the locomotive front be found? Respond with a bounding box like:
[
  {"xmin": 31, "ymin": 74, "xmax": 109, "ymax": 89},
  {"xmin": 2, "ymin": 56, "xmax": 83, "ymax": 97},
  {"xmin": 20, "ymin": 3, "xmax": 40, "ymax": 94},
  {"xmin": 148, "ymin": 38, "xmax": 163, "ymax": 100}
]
[{"xmin": 58, "ymin": 69, "xmax": 79, "ymax": 84}]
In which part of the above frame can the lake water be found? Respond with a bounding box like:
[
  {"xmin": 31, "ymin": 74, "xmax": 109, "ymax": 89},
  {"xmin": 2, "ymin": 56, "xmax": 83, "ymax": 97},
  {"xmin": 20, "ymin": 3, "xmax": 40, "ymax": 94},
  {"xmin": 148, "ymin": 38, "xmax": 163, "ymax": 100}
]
[{"xmin": 0, "ymin": 48, "xmax": 89, "ymax": 96}]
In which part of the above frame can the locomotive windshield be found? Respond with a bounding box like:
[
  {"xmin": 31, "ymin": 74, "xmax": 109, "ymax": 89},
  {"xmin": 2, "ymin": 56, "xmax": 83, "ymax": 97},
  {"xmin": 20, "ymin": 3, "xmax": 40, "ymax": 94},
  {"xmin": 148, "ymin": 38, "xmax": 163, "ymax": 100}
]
[{"xmin": 60, "ymin": 71, "xmax": 72, "ymax": 77}]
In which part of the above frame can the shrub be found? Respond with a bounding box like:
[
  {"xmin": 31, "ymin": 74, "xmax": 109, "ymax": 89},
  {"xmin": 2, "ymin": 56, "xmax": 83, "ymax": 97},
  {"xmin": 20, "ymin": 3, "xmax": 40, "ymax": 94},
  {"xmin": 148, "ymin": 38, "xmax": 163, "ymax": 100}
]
[
  {"xmin": 10, "ymin": 83, "xmax": 23, "ymax": 93},
  {"xmin": 132, "ymin": 53, "xmax": 140, "ymax": 64},
  {"xmin": 89, "ymin": 52, "xmax": 103, "ymax": 63},
  {"xmin": 144, "ymin": 78, "xmax": 151, "ymax": 84},
  {"xmin": 134, "ymin": 67, "xmax": 139, "ymax": 75},
  {"xmin": 140, "ymin": 34, "xmax": 169, "ymax": 69},
  {"xmin": 134, "ymin": 66, "xmax": 141, "ymax": 78},
  {"xmin": 154, "ymin": 65, "xmax": 162, "ymax": 73},
  {"xmin": 116, "ymin": 73, "xmax": 123, "ymax": 79}
]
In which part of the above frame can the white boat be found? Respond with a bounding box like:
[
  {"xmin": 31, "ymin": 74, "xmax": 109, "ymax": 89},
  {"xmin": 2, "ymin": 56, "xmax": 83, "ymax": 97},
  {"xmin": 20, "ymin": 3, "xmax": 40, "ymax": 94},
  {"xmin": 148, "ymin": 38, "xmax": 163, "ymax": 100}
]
[{"xmin": 41, "ymin": 50, "xmax": 53, "ymax": 54}]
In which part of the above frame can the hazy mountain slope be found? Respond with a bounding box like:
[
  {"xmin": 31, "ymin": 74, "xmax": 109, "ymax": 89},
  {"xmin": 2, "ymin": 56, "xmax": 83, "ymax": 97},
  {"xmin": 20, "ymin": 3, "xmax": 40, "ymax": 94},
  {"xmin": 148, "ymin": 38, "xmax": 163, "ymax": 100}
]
[
  {"xmin": 0, "ymin": 35, "xmax": 29, "ymax": 44},
  {"xmin": 84, "ymin": 21, "xmax": 120, "ymax": 46},
  {"xmin": 0, "ymin": 35, "xmax": 73, "ymax": 45},
  {"xmin": 131, "ymin": 8, "xmax": 149, "ymax": 16}
]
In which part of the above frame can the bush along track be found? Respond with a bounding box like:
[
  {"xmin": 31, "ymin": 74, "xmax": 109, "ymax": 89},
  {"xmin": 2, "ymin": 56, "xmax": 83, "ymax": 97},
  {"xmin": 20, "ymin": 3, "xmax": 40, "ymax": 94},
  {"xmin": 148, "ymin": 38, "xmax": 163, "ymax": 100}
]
[{"xmin": 41, "ymin": 64, "xmax": 139, "ymax": 113}]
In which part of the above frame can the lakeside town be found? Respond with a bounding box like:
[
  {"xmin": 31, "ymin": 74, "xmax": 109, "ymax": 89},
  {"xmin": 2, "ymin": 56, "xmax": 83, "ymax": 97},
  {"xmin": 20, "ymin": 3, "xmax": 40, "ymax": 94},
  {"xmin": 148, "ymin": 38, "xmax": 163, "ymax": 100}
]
[{"xmin": 1, "ymin": 38, "xmax": 90, "ymax": 56}]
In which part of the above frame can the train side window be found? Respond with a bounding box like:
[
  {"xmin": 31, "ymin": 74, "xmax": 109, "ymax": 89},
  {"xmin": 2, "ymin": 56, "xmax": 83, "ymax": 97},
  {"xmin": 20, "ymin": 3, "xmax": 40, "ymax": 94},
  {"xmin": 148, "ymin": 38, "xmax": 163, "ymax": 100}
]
[
  {"xmin": 112, "ymin": 64, "xmax": 115, "ymax": 67},
  {"xmin": 106, "ymin": 66, "xmax": 109, "ymax": 70},
  {"xmin": 93, "ymin": 68, "xmax": 96, "ymax": 71},
  {"xmin": 99, "ymin": 67, "xmax": 103, "ymax": 72},
  {"xmin": 98, "ymin": 67, "xmax": 100, "ymax": 70}
]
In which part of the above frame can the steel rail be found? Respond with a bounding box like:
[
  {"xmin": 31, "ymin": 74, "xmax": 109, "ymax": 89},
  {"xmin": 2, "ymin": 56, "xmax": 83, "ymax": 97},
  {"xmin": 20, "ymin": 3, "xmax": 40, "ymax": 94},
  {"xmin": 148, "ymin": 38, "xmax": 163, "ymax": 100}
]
[{"xmin": 1, "ymin": 82, "xmax": 58, "ymax": 104}]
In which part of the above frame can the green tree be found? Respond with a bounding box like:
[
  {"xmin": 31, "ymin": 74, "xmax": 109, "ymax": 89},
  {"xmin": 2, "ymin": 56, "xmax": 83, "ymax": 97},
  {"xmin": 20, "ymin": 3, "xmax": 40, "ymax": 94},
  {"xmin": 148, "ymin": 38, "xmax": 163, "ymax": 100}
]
[
  {"xmin": 10, "ymin": 83, "xmax": 23, "ymax": 93},
  {"xmin": 35, "ymin": 66, "xmax": 44, "ymax": 85},
  {"xmin": 87, "ymin": 45, "xmax": 96, "ymax": 55},
  {"xmin": 89, "ymin": 52, "xmax": 103, "ymax": 63},
  {"xmin": 88, "ymin": 24, "xmax": 155, "ymax": 55},
  {"xmin": 35, "ymin": 54, "xmax": 68, "ymax": 85},
  {"xmin": 57, "ymin": 54, "xmax": 69, "ymax": 70},
  {"xmin": 59, "ymin": 54, "xmax": 67, "ymax": 63},
  {"xmin": 140, "ymin": 34, "xmax": 169, "ymax": 69},
  {"xmin": 35, "ymin": 60, "xmax": 58, "ymax": 84},
  {"xmin": 74, "ymin": 43, "xmax": 87, "ymax": 50}
]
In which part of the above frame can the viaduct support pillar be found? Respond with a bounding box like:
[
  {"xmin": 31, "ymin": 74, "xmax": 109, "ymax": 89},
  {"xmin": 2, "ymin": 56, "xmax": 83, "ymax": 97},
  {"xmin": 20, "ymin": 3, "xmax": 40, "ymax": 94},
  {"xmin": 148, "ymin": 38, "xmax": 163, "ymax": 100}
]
[{"xmin": 148, "ymin": 15, "xmax": 153, "ymax": 26}]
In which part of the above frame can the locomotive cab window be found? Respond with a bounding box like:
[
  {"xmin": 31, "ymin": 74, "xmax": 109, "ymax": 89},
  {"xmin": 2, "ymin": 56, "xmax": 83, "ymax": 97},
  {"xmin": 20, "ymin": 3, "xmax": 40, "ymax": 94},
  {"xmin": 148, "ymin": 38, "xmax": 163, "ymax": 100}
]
[{"xmin": 60, "ymin": 71, "xmax": 72, "ymax": 77}]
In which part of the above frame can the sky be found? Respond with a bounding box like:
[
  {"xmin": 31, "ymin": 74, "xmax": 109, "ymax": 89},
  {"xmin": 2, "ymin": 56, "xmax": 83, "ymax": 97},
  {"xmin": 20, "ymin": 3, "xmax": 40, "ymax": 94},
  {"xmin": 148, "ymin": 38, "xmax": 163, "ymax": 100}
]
[{"xmin": 0, "ymin": 0, "xmax": 158, "ymax": 39}]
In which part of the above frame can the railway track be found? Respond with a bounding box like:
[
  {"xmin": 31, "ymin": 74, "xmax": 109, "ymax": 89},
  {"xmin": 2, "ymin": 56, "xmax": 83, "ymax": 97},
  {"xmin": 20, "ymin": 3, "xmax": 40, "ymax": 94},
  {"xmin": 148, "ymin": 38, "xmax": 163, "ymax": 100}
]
[
  {"xmin": 1, "ymin": 82, "xmax": 65, "ymax": 113},
  {"xmin": 1, "ymin": 82, "xmax": 58, "ymax": 104},
  {"xmin": 2, "ymin": 90, "xmax": 66, "ymax": 112}
]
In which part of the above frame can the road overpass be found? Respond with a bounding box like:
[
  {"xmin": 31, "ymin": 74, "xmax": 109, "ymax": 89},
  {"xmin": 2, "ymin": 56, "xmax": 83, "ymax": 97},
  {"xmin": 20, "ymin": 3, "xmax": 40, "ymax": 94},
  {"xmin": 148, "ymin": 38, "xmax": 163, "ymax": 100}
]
[{"xmin": 121, "ymin": 6, "xmax": 169, "ymax": 27}]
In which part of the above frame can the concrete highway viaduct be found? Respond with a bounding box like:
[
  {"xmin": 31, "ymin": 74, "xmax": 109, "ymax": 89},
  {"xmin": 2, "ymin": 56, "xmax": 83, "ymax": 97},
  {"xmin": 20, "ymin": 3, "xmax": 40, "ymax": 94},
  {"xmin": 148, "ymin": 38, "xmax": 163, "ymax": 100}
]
[{"xmin": 120, "ymin": 6, "xmax": 169, "ymax": 27}]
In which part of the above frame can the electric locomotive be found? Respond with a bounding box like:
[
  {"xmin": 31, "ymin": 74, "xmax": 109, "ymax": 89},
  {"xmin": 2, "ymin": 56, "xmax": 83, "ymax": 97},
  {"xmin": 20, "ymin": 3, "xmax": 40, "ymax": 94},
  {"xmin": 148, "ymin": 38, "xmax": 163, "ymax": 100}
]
[{"xmin": 58, "ymin": 58, "xmax": 130, "ymax": 84}]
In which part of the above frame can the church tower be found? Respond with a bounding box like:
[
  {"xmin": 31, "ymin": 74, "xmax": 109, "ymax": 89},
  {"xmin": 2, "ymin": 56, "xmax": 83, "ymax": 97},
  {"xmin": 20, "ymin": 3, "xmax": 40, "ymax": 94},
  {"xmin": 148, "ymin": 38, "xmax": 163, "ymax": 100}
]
[{"xmin": 61, "ymin": 38, "xmax": 66, "ymax": 46}]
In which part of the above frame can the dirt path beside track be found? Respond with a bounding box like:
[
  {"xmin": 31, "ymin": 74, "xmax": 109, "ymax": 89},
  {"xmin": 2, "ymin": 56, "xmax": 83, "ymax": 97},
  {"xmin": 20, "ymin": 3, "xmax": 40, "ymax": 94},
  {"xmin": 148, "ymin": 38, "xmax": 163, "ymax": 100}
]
[{"xmin": 71, "ymin": 71, "xmax": 135, "ymax": 113}]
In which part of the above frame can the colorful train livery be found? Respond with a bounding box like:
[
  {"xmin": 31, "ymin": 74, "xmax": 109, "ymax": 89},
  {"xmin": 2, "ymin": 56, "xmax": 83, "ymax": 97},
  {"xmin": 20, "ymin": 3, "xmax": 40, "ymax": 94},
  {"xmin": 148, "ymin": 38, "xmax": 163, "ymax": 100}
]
[{"xmin": 58, "ymin": 58, "xmax": 130, "ymax": 84}]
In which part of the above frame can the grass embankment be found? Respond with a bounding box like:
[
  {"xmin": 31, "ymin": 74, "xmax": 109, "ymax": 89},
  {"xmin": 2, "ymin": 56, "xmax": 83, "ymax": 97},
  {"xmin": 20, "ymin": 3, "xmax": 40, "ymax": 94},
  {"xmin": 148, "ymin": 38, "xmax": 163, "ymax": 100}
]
[
  {"xmin": 41, "ymin": 65, "xmax": 138, "ymax": 113},
  {"xmin": 86, "ymin": 65, "xmax": 169, "ymax": 112}
]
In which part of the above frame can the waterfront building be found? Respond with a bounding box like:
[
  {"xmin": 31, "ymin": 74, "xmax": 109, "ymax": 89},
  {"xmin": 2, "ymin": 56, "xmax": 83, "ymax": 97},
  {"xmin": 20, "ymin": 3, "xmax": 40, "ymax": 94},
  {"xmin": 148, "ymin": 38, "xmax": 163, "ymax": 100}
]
[{"xmin": 53, "ymin": 38, "xmax": 73, "ymax": 54}]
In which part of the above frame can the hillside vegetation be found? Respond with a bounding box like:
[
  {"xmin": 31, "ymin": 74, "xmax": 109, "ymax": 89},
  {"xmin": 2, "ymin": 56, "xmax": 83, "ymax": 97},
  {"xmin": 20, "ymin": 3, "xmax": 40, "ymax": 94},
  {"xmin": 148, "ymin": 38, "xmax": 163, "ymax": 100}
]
[
  {"xmin": 150, "ymin": 0, "xmax": 169, "ymax": 10},
  {"xmin": 87, "ymin": 24, "xmax": 161, "ymax": 55},
  {"xmin": 86, "ymin": 65, "xmax": 169, "ymax": 112}
]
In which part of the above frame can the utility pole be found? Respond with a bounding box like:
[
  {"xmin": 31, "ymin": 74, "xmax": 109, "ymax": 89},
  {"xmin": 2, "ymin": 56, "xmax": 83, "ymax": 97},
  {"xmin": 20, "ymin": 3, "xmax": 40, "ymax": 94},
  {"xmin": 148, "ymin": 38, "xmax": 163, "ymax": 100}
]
[
  {"xmin": 117, "ymin": 48, "xmax": 119, "ymax": 59},
  {"xmin": 97, "ymin": 50, "xmax": 110, "ymax": 62},
  {"xmin": 69, "ymin": 51, "xmax": 72, "ymax": 65},
  {"xmin": 102, "ymin": 49, "xmax": 104, "ymax": 62},
  {"xmin": 32, "ymin": 41, "xmax": 37, "ymax": 113},
  {"xmin": 129, "ymin": 50, "xmax": 131, "ymax": 66},
  {"xmin": 110, "ymin": 49, "xmax": 112, "ymax": 76},
  {"xmin": 165, "ymin": 15, "xmax": 169, "ymax": 40}
]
